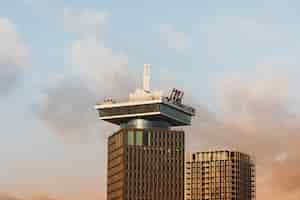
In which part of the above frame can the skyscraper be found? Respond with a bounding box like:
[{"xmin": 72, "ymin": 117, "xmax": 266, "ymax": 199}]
[
  {"xmin": 95, "ymin": 65, "xmax": 195, "ymax": 200},
  {"xmin": 185, "ymin": 150, "xmax": 255, "ymax": 200}
]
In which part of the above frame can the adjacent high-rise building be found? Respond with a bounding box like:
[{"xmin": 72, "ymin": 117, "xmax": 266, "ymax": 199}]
[
  {"xmin": 185, "ymin": 150, "xmax": 255, "ymax": 200},
  {"xmin": 95, "ymin": 64, "xmax": 195, "ymax": 200}
]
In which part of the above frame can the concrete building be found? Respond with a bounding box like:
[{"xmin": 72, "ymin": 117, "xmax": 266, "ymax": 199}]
[
  {"xmin": 185, "ymin": 150, "xmax": 255, "ymax": 200},
  {"xmin": 95, "ymin": 64, "xmax": 195, "ymax": 200}
]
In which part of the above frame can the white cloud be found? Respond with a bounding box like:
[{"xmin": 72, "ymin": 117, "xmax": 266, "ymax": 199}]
[
  {"xmin": 205, "ymin": 16, "xmax": 281, "ymax": 61},
  {"xmin": 186, "ymin": 63, "xmax": 300, "ymax": 200},
  {"xmin": 0, "ymin": 18, "xmax": 28, "ymax": 68},
  {"xmin": 275, "ymin": 152, "xmax": 288, "ymax": 163},
  {"xmin": 216, "ymin": 68, "xmax": 290, "ymax": 123},
  {"xmin": 160, "ymin": 24, "xmax": 186, "ymax": 51},
  {"xmin": 63, "ymin": 8, "xmax": 134, "ymax": 94},
  {"xmin": 70, "ymin": 38, "xmax": 131, "ymax": 94},
  {"xmin": 0, "ymin": 17, "xmax": 29, "ymax": 96},
  {"xmin": 38, "ymin": 8, "xmax": 137, "ymax": 137},
  {"xmin": 64, "ymin": 8, "xmax": 109, "ymax": 39}
]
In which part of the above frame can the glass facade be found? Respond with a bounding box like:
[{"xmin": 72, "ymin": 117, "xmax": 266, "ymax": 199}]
[
  {"xmin": 127, "ymin": 131, "xmax": 134, "ymax": 145},
  {"xmin": 126, "ymin": 130, "xmax": 152, "ymax": 146},
  {"xmin": 135, "ymin": 130, "xmax": 143, "ymax": 145},
  {"xmin": 159, "ymin": 104, "xmax": 191, "ymax": 124},
  {"xmin": 107, "ymin": 130, "xmax": 125, "ymax": 200},
  {"xmin": 107, "ymin": 128, "xmax": 185, "ymax": 200},
  {"xmin": 185, "ymin": 151, "xmax": 255, "ymax": 200}
]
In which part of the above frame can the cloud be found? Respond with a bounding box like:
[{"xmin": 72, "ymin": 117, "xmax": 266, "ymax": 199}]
[
  {"xmin": 0, "ymin": 193, "xmax": 61, "ymax": 200},
  {"xmin": 160, "ymin": 24, "xmax": 186, "ymax": 51},
  {"xmin": 37, "ymin": 8, "xmax": 137, "ymax": 138},
  {"xmin": 38, "ymin": 77, "xmax": 100, "ymax": 137},
  {"xmin": 0, "ymin": 17, "xmax": 29, "ymax": 97},
  {"xmin": 64, "ymin": 8, "xmax": 109, "ymax": 39},
  {"xmin": 0, "ymin": 193, "xmax": 23, "ymax": 200},
  {"xmin": 64, "ymin": 8, "xmax": 136, "ymax": 94},
  {"xmin": 69, "ymin": 38, "xmax": 132, "ymax": 94},
  {"xmin": 186, "ymin": 65, "xmax": 300, "ymax": 200},
  {"xmin": 204, "ymin": 16, "xmax": 281, "ymax": 62},
  {"xmin": 32, "ymin": 195, "xmax": 59, "ymax": 200}
]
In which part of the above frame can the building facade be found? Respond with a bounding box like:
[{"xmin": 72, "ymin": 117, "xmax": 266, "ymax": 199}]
[
  {"xmin": 96, "ymin": 65, "xmax": 195, "ymax": 200},
  {"xmin": 107, "ymin": 127, "xmax": 184, "ymax": 200},
  {"xmin": 185, "ymin": 151, "xmax": 255, "ymax": 200}
]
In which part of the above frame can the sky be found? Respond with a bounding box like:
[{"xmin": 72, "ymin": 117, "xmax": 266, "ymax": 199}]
[{"xmin": 0, "ymin": 0, "xmax": 300, "ymax": 199}]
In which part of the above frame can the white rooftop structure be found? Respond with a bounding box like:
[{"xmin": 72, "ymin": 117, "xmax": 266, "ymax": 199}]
[
  {"xmin": 129, "ymin": 64, "xmax": 163, "ymax": 102},
  {"xmin": 95, "ymin": 64, "xmax": 195, "ymax": 127}
]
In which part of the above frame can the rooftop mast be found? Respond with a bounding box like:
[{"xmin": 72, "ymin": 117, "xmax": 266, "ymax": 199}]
[{"xmin": 143, "ymin": 64, "xmax": 151, "ymax": 92}]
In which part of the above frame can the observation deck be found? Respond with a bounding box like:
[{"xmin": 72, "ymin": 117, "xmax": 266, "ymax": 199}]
[
  {"xmin": 95, "ymin": 96, "xmax": 195, "ymax": 126},
  {"xmin": 95, "ymin": 64, "xmax": 195, "ymax": 127}
]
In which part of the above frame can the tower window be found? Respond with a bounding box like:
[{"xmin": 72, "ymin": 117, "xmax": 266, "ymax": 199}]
[
  {"xmin": 136, "ymin": 130, "xmax": 143, "ymax": 145},
  {"xmin": 128, "ymin": 131, "xmax": 134, "ymax": 145}
]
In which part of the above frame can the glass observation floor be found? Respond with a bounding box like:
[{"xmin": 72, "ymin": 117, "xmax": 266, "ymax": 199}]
[{"xmin": 95, "ymin": 98, "xmax": 195, "ymax": 126}]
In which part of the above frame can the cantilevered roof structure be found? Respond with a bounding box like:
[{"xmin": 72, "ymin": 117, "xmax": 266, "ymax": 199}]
[{"xmin": 95, "ymin": 64, "xmax": 195, "ymax": 127}]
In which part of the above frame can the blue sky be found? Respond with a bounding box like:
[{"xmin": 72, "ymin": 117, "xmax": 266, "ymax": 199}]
[{"xmin": 0, "ymin": 0, "xmax": 300, "ymax": 199}]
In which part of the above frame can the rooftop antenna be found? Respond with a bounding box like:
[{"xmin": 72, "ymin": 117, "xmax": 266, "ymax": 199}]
[{"xmin": 143, "ymin": 64, "xmax": 151, "ymax": 92}]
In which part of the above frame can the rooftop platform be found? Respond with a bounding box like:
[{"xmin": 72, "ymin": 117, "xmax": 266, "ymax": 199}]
[
  {"xmin": 95, "ymin": 64, "xmax": 195, "ymax": 127},
  {"xmin": 95, "ymin": 96, "xmax": 195, "ymax": 126}
]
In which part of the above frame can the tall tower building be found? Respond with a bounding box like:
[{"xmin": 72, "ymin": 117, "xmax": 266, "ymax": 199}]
[
  {"xmin": 185, "ymin": 150, "xmax": 255, "ymax": 200},
  {"xmin": 95, "ymin": 65, "xmax": 195, "ymax": 200}
]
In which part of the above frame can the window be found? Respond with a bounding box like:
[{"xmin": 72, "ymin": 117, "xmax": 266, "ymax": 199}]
[
  {"xmin": 128, "ymin": 131, "xmax": 134, "ymax": 145},
  {"xmin": 143, "ymin": 130, "xmax": 148, "ymax": 145},
  {"xmin": 148, "ymin": 131, "xmax": 151, "ymax": 146},
  {"xmin": 136, "ymin": 130, "xmax": 143, "ymax": 145}
]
